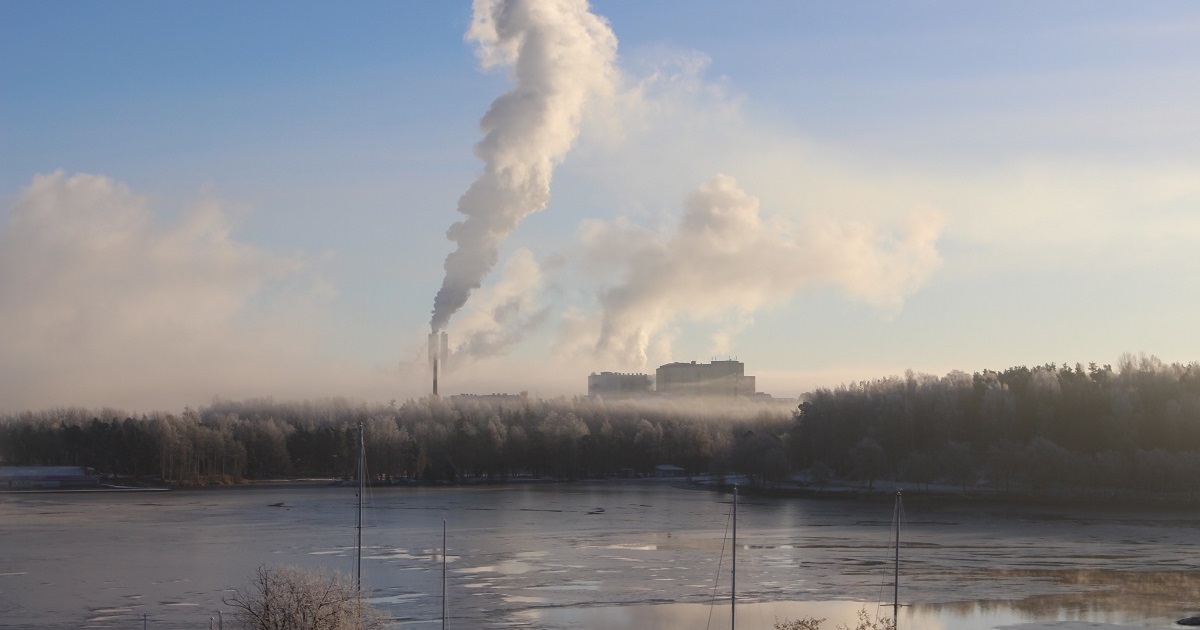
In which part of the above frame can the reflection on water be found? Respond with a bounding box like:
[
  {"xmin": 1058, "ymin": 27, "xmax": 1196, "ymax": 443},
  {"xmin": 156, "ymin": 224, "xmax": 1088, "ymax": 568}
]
[
  {"xmin": 2, "ymin": 484, "xmax": 1199, "ymax": 629},
  {"xmin": 520, "ymin": 593, "xmax": 1195, "ymax": 630},
  {"xmin": 922, "ymin": 568, "xmax": 1200, "ymax": 622},
  {"xmin": 519, "ymin": 599, "xmax": 1034, "ymax": 630}
]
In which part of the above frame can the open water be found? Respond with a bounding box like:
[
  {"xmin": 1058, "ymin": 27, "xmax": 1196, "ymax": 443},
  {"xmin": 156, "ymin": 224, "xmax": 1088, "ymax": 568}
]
[{"xmin": 1, "ymin": 481, "xmax": 1198, "ymax": 629}]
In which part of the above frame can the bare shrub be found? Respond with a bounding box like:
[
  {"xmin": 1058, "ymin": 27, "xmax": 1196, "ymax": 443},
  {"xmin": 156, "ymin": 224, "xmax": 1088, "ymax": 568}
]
[
  {"xmin": 837, "ymin": 607, "xmax": 895, "ymax": 630},
  {"xmin": 224, "ymin": 565, "xmax": 388, "ymax": 630},
  {"xmin": 775, "ymin": 616, "xmax": 825, "ymax": 630},
  {"xmin": 775, "ymin": 606, "xmax": 895, "ymax": 630}
]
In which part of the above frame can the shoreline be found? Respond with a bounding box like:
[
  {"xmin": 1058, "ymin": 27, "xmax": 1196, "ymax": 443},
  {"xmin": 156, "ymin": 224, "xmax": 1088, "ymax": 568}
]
[
  {"xmin": 0, "ymin": 484, "xmax": 171, "ymax": 494},
  {"xmin": 14, "ymin": 474, "xmax": 1195, "ymax": 513},
  {"xmin": 25, "ymin": 475, "xmax": 1190, "ymax": 513}
]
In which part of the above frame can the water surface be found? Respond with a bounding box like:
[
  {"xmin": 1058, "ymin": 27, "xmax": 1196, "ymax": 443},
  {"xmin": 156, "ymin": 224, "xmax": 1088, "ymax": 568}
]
[{"xmin": 1, "ymin": 482, "xmax": 1197, "ymax": 629}]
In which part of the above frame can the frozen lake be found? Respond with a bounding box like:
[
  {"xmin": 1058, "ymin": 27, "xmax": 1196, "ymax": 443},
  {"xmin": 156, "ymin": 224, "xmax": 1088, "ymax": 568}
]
[{"xmin": 2, "ymin": 481, "xmax": 1199, "ymax": 629}]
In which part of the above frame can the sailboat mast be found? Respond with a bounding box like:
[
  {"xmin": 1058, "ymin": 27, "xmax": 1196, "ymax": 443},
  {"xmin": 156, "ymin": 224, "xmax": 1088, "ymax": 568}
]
[
  {"xmin": 893, "ymin": 490, "xmax": 901, "ymax": 627},
  {"xmin": 731, "ymin": 484, "xmax": 737, "ymax": 630},
  {"xmin": 356, "ymin": 422, "xmax": 365, "ymax": 592}
]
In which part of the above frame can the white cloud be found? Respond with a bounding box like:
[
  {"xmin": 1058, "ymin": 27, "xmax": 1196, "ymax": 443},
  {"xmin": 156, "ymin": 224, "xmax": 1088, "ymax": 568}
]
[{"xmin": 0, "ymin": 172, "xmax": 394, "ymax": 412}]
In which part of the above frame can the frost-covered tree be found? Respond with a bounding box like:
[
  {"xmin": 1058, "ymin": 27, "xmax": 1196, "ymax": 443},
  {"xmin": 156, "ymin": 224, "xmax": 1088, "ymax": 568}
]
[{"xmin": 224, "ymin": 565, "xmax": 387, "ymax": 630}]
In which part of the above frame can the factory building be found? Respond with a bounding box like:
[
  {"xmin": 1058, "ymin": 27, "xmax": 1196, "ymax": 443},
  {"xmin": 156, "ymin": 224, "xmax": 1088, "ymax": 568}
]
[
  {"xmin": 588, "ymin": 360, "xmax": 759, "ymax": 399},
  {"xmin": 587, "ymin": 372, "xmax": 654, "ymax": 398},
  {"xmin": 655, "ymin": 360, "xmax": 755, "ymax": 398}
]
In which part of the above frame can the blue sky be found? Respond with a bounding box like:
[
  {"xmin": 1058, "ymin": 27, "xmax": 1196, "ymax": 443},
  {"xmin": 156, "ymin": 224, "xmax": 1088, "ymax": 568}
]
[{"xmin": 2, "ymin": 1, "xmax": 1198, "ymax": 412}]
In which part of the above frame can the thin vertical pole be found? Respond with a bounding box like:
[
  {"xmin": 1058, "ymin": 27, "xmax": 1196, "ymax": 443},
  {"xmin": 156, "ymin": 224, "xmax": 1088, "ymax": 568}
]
[
  {"xmin": 356, "ymin": 422, "xmax": 364, "ymax": 593},
  {"xmin": 731, "ymin": 484, "xmax": 737, "ymax": 630},
  {"xmin": 442, "ymin": 519, "xmax": 448, "ymax": 630},
  {"xmin": 893, "ymin": 490, "xmax": 901, "ymax": 628}
]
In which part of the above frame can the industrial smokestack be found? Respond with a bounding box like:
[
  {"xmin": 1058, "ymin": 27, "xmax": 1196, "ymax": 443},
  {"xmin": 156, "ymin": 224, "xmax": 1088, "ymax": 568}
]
[
  {"xmin": 428, "ymin": 331, "xmax": 443, "ymax": 396},
  {"xmin": 428, "ymin": 332, "xmax": 449, "ymax": 396}
]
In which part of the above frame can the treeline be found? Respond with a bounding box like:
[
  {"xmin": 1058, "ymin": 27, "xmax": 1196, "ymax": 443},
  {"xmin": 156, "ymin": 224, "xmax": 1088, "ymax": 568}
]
[
  {"xmin": 0, "ymin": 395, "xmax": 794, "ymax": 485},
  {"xmin": 3, "ymin": 354, "xmax": 1199, "ymax": 496},
  {"xmin": 792, "ymin": 354, "xmax": 1200, "ymax": 495}
]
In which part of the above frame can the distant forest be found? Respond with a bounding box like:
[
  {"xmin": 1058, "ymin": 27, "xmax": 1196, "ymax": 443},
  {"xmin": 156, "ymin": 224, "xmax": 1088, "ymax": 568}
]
[{"xmin": 3, "ymin": 354, "xmax": 1200, "ymax": 497}]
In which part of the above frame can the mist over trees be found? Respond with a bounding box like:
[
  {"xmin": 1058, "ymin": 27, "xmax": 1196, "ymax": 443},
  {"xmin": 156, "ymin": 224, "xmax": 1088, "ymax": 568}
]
[
  {"xmin": 0, "ymin": 395, "xmax": 789, "ymax": 485},
  {"xmin": 3, "ymin": 354, "xmax": 1199, "ymax": 498},
  {"xmin": 793, "ymin": 355, "xmax": 1200, "ymax": 495}
]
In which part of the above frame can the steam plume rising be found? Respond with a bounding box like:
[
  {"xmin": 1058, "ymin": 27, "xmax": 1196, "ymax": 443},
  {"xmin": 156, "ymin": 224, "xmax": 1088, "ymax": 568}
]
[
  {"xmin": 583, "ymin": 174, "xmax": 944, "ymax": 365},
  {"xmin": 430, "ymin": 0, "xmax": 617, "ymax": 333}
]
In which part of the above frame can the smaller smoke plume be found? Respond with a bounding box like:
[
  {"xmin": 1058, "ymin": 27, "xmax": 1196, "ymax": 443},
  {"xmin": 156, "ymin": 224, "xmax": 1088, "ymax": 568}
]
[
  {"xmin": 583, "ymin": 174, "xmax": 944, "ymax": 366},
  {"xmin": 430, "ymin": 0, "xmax": 617, "ymax": 334},
  {"xmin": 446, "ymin": 248, "xmax": 551, "ymax": 363}
]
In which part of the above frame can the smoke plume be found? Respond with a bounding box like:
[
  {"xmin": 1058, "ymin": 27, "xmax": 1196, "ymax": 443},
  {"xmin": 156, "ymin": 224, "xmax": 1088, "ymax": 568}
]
[
  {"xmin": 582, "ymin": 174, "xmax": 945, "ymax": 365},
  {"xmin": 449, "ymin": 248, "xmax": 552, "ymax": 361},
  {"xmin": 430, "ymin": 0, "xmax": 617, "ymax": 333}
]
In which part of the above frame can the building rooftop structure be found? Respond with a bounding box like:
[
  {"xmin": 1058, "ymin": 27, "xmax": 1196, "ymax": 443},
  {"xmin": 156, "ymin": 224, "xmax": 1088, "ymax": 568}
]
[
  {"xmin": 587, "ymin": 359, "xmax": 767, "ymax": 399},
  {"xmin": 655, "ymin": 359, "xmax": 756, "ymax": 398}
]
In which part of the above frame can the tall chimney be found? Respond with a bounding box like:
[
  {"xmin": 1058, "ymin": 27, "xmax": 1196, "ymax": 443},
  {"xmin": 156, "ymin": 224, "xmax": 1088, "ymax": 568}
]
[{"xmin": 433, "ymin": 356, "xmax": 439, "ymax": 397}]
